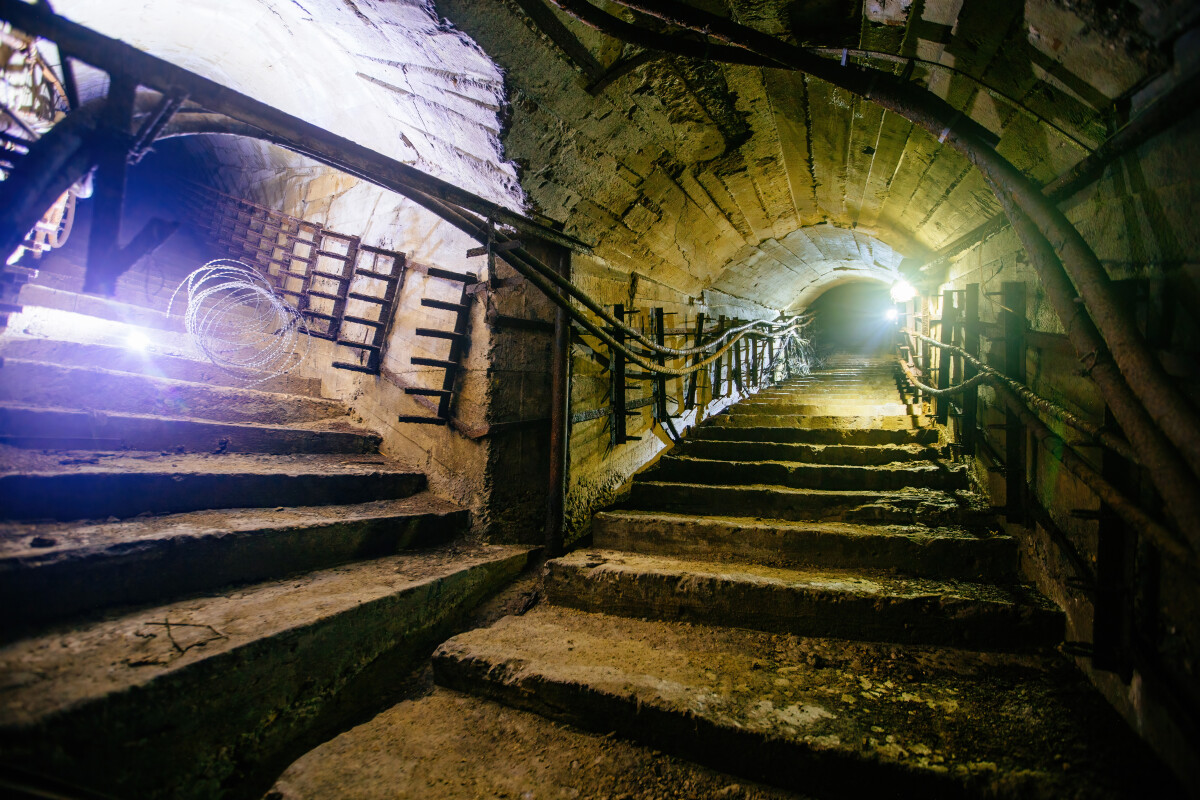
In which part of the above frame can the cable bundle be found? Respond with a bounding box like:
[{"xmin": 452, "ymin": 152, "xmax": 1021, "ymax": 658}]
[{"xmin": 168, "ymin": 259, "xmax": 309, "ymax": 384}]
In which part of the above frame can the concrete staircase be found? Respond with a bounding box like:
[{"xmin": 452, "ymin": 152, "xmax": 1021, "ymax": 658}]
[
  {"xmin": 413, "ymin": 354, "xmax": 1169, "ymax": 798},
  {"xmin": 0, "ymin": 296, "xmax": 533, "ymax": 798}
]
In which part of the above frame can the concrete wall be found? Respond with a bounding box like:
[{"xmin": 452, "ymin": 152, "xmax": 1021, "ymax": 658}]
[{"xmin": 932, "ymin": 112, "xmax": 1200, "ymax": 788}]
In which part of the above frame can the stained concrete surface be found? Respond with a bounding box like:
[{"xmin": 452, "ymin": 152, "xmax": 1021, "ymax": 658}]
[
  {"xmin": 0, "ymin": 544, "xmax": 534, "ymax": 799},
  {"xmin": 271, "ymin": 685, "xmax": 810, "ymax": 800},
  {"xmin": 434, "ymin": 606, "xmax": 1175, "ymax": 799}
]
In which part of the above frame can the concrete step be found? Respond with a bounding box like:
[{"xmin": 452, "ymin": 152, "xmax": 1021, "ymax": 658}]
[
  {"xmin": 732, "ymin": 401, "xmax": 917, "ymax": 416},
  {"xmin": 750, "ymin": 389, "xmax": 903, "ymax": 401},
  {"xmin": 0, "ymin": 493, "xmax": 468, "ymax": 633},
  {"xmin": 269, "ymin": 687, "xmax": 802, "ymax": 800},
  {"xmin": 591, "ymin": 510, "xmax": 1017, "ymax": 581},
  {"xmin": 0, "ymin": 405, "xmax": 380, "ymax": 455},
  {"xmin": 542, "ymin": 550, "xmax": 1061, "ymax": 650},
  {"xmin": 649, "ymin": 455, "xmax": 969, "ymax": 492},
  {"xmin": 432, "ymin": 607, "xmax": 1173, "ymax": 799},
  {"xmin": 625, "ymin": 481, "xmax": 990, "ymax": 526},
  {"xmin": 16, "ymin": 282, "xmax": 184, "ymax": 332},
  {"xmin": 676, "ymin": 439, "xmax": 942, "ymax": 465},
  {"xmin": 688, "ymin": 424, "xmax": 938, "ymax": 446},
  {"xmin": 0, "ymin": 336, "xmax": 322, "ymax": 396},
  {"xmin": 0, "ymin": 452, "xmax": 426, "ymax": 521},
  {"xmin": 0, "ymin": 544, "xmax": 534, "ymax": 800},
  {"xmin": 0, "ymin": 359, "xmax": 346, "ymax": 425},
  {"xmin": 708, "ymin": 412, "xmax": 928, "ymax": 430}
]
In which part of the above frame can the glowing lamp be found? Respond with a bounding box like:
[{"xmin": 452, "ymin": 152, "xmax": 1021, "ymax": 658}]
[
  {"xmin": 884, "ymin": 308, "xmax": 899, "ymax": 322},
  {"xmin": 890, "ymin": 280, "xmax": 916, "ymax": 304}
]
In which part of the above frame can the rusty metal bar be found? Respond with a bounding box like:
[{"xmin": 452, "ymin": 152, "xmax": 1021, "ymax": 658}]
[
  {"xmin": 962, "ymin": 283, "xmax": 980, "ymax": 457},
  {"xmin": 1003, "ymin": 282, "xmax": 1027, "ymax": 524},
  {"xmin": 545, "ymin": 244, "xmax": 571, "ymax": 557},
  {"xmin": 936, "ymin": 290, "xmax": 956, "ymax": 426}
]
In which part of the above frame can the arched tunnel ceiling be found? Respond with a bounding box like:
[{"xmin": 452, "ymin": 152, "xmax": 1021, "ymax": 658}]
[
  {"xmin": 432, "ymin": 0, "xmax": 1170, "ymax": 310},
  {"xmin": 53, "ymin": 0, "xmax": 524, "ymax": 209},
  {"xmin": 54, "ymin": 0, "xmax": 1179, "ymax": 312}
]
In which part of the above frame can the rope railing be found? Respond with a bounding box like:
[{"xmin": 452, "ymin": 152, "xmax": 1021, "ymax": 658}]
[
  {"xmin": 901, "ymin": 328, "xmax": 1138, "ymax": 463},
  {"xmin": 899, "ymin": 328, "xmax": 1198, "ymax": 575}
]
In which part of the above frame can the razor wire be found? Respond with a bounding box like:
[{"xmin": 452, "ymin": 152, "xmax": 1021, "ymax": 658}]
[{"xmin": 167, "ymin": 259, "xmax": 310, "ymax": 384}]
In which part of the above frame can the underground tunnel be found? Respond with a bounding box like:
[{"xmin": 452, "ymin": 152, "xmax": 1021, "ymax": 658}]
[{"xmin": 0, "ymin": 0, "xmax": 1198, "ymax": 797}]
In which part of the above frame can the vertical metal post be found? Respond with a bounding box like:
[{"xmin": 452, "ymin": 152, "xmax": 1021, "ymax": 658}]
[
  {"xmin": 936, "ymin": 289, "xmax": 956, "ymax": 426},
  {"xmin": 731, "ymin": 324, "xmax": 743, "ymax": 393},
  {"xmin": 1002, "ymin": 281, "xmax": 1027, "ymax": 524},
  {"xmin": 653, "ymin": 307, "xmax": 669, "ymax": 426},
  {"xmin": 962, "ymin": 284, "xmax": 980, "ymax": 456},
  {"xmin": 685, "ymin": 312, "xmax": 704, "ymax": 409},
  {"xmin": 545, "ymin": 247, "xmax": 570, "ymax": 557},
  {"xmin": 84, "ymin": 73, "xmax": 137, "ymax": 295},
  {"xmin": 713, "ymin": 315, "xmax": 726, "ymax": 397},
  {"xmin": 611, "ymin": 303, "xmax": 627, "ymax": 447},
  {"xmin": 919, "ymin": 295, "xmax": 932, "ymax": 413}
]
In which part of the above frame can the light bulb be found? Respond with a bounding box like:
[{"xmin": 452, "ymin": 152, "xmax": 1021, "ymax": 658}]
[
  {"xmin": 884, "ymin": 307, "xmax": 899, "ymax": 322},
  {"xmin": 890, "ymin": 280, "xmax": 916, "ymax": 304}
]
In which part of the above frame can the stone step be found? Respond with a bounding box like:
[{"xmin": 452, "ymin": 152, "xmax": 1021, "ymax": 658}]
[
  {"xmin": 591, "ymin": 510, "xmax": 1016, "ymax": 581},
  {"xmin": 0, "ymin": 359, "xmax": 346, "ymax": 425},
  {"xmin": 0, "ymin": 493, "xmax": 468, "ymax": 633},
  {"xmin": 0, "ymin": 336, "xmax": 322, "ymax": 396},
  {"xmin": 269, "ymin": 687, "xmax": 802, "ymax": 800},
  {"xmin": 688, "ymin": 424, "xmax": 938, "ymax": 446},
  {"xmin": 649, "ymin": 455, "xmax": 969, "ymax": 492},
  {"xmin": 0, "ymin": 544, "xmax": 534, "ymax": 800},
  {"xmin": 750, "ymin": 388, "xmax": 903, "ymax": 400},
  {"xmin": 542, "ymin": 550, "xmax": 1061, "ymax": 650},
  {"xmin": 17, "ymin": 282, "xmax": 185, "ymax": 332},
  {"xmin": 0, "ymin": 405, "xmax": 380, "ymax": 455},
  {"xmin": 0, "ymin": 452, "xmax": 426, "ymax": 521},
  {"xmin": 708, "ymin": 412, "xmax": 928, "ymax": 430},
  {"xmin": 732, "ymin": 401, "xmax": 916, "ymax": 416},
  {"xmin": 626, "ymin": 481, "xmax": 989, "ymax": 526},
  {"xmin": 432, "ymin": 607, "xmax": 1173, "ymax": 800},
  {"xmin": 676, "ymin": 439, "xmax": 942, "ymax": 465}
]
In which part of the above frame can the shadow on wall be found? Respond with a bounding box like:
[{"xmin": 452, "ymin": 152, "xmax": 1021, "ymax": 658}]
[{"xmin": 805, "ymin": 281, "xmax": 896, "ymax": 356}]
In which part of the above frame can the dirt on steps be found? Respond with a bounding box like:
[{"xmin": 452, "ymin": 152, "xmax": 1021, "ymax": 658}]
[{"xmin": 269, "ymin": 685, "xmax": 810, "ymax": 800}]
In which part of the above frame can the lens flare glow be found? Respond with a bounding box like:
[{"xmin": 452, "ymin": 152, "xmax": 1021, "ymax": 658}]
[
  {"xmin": 125, "ymin": 331, "xmax": 151, "ymax": 351},
  {"xmin": 884, "ymin": 307, "xmax": 899, "ymax": 322},
  {"xmin": 890, "ymin": 280, "xmax": 916, "ymax": 304}
]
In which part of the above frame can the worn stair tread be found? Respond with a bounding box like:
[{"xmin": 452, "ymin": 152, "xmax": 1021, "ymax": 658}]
[
  {"xmin": 0, "ymin": 494, "xmax": 471, "ymax": 633},
  {"xmin": 543, "ymin": 550, "xmax": 1061, "ymax": 649},
  {"xmin": 433, "ymin": 606, "xmax": 1172, "ymax": 799},
  {"xmin": 270, "ymin": 687, "xmax": 804, "ymax": 800},
  {"xmin": 0, "ymin": 359, "xmax": 347, "ymax": 424},
  {"xmin": 591, "ymin": 510, "xmax": 1015, "ymax": 581},
  {"xmin": 676, "ymin": 439, "xmax": 942, "ymax": 465},
  {"xmin": 548, "ymin": 549, "xmax": 1056, "ymax": 617},
  {"xmin": 710, "ymin": 413, "xmax": 928, "ymax": 430},
  {"xmin": 0, "ymin": 404, "xmax": 381, "ymax": 453},
  {"xmin": 0, "ymin": 335, "xmax": 321, "ymax": 396},
  {"xmin": 0, "ymin": 493, "xmax": 463, "ymax": 560},
  {"xmin": 627, "ymin": 481, "xmax": 990, "ymax": 526},
  {"xmin": 0, "ymin": 543, "xmax": 534, "ymax": 728},
  {"xmin": 0, "ymin": 452, "xmax": 428, "ymax": 521},
  {"xmin": 0, "ymin": 450, "xmax": 417, "ymax": 477},
  {"xmin": 687, "ymin": 425, "xmax": 939, "ymax": 445},
  {"xmin": 652, "ymin": 455, "xmax": 967, "ymax": 491}
]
